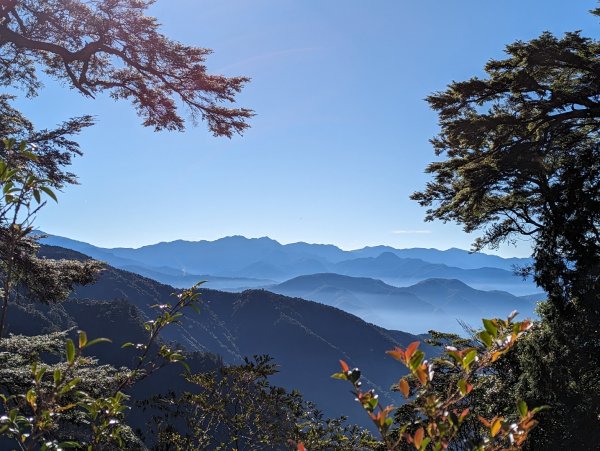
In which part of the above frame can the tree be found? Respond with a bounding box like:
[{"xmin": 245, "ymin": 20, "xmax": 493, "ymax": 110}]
[
  {"xmin": 151, "ymin": 355, "xmax": 378, "ymax": 451},
  {"xmin": 412, "ymin": 30, "xmax": 600, "ymax": 301},
  {"xmin": 0, "ymin": 137, "xmax": 101, "ymax": 337},
  {"xmin": 0, "ymin": 282, "xmax": 203, "ymax": 449},
  {"xmin": 0, "ymin": 330, "xmax": 139, "ymax": 450},
  {"xmin": 0, "ymin": 0, "xmax": 252, "ymax": 135},
  {"xmin": 411, "ymin": 24, "xmax": 600, "ymax": 448}
]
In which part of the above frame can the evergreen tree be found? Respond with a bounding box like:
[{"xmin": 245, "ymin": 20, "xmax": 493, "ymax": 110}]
[{"xmin": 412, "ymin": 17, "xmax": 600, "ymax": 448}]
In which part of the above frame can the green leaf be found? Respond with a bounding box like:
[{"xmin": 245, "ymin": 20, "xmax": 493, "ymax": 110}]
[
  {"xmin": 66, "ymin": 339, "xmax": 75, "ymax": 365},
  {"xmin": 409, "ymin": 350, "xmax": 425, "ymax": 370},
  {"xmin": 179, "ymin": 360, "xmax": 191, "ymax": 374},
  {"xmin": 85, "ymin": 337, "xmax": 111, "ymax": 347},
  {"xmin": 462, "ymin": 349, "xmax": 477, "ymax": 369},
  {"xmin": 57, "ymin": 441, "xmax": 81, "ymax": 449},
  {"xmin": 482, "ymin": 319, "xmax": 498, "ymax": 338},
  {"xmin": 458, "ymin": 379, "xmax": 468, "ymax": 396},
  {"xmin": 58, "ymin": 378, "xmax": 81, "ymax": 396},
  {"xmin": 78, "ymin": 330, "xmax": 87, "ymax": 349},
  {"xmin": 478, "ymin": 330, "xmax": 492, "ymax": 347},
  {"xmin": 34, "ymin": 366, "xmax": 47, "ymax": 383},
  {"xmin": 169, "ymin": 312, "xmax": 183, "ymax": 322},
  {"xmin": 517, "ymin": 400, "xmax": 528, "ymax": 418},
  {"xmin": 169, "ymin": 353, "xmax": 184, "ymax": 362},
  {"xmin": 26, "ymin": 389, "xmax": 36, "ymax": 408},
  {"xmin": 331, "ymin": 372, "xmax": 348, "ymax": 380},
  {"xmin": 367, "ymin": 396, "xmax": 378, "ymax": 411},
  {"xmin": 39, "ymin": 186, "xmax": 58, "ymax": 202}
]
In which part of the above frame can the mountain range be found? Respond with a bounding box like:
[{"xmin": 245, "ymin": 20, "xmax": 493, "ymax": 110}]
[
  {"xmin": 9, "ymin": 239, "xmax": 546, "ymax": 430},
  {"xmin": 39, "ymin": 233, "xmax": 538, "ymax": 295},
  {"xmin": 270, "ymin": 273, "xmax": 539, "ymax": 334}
]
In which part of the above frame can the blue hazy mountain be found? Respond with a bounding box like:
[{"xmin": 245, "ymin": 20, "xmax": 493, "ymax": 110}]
[
  {"xmin": 118, "ymin": 264, "xmax": 275, "ymax": 291},
  {"xmin": 37, "ymin": 234, "xmax": 277, "ymax": 290},
  {"xmin": 404, "ymin": 278, "xmax": 535, "ymax": 319},
  {"xmin": 271, "ymin": 273, "xmax": 447, "ymax": 333},
  {"xmin": 348, "ymin": 246, "xmax": 531, "ymax": 271},
  {"xmin": 39, "ymin": 233, "xmax": 537, "ymax": 294},
  {"xmin": 333, "ymin": 252, "xmax": 536, "ymax": 294},
  {"xmin": 271, "ymin": 273, "xmax": 537, "ymax": 334}
]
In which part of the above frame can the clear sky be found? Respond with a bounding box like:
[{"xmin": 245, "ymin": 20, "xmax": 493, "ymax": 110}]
[{"xmin": 19, "ymin": 0, "xmax": 599, "ymax": 256}]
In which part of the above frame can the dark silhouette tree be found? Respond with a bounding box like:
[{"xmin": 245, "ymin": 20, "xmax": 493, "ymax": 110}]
[
  {"xmin": 0, "ymin": 0, "xmax": 252, "ymax": 135},
  {"xmin": 413, "ymin": 31, "xmax": 600, "ymax": 298},
  {"xmin": 412, "ymin": 25, "xmax": 600, "ymax": 448}
]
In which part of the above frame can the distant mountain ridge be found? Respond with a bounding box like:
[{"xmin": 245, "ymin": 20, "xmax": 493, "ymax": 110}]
[
  {"xmin": 270, "ymin": 273, "xmax": 537, "ymax": 334},
  {"xmin": 39, "ymin": 233, "xmax": 537, "ymax": 294}
]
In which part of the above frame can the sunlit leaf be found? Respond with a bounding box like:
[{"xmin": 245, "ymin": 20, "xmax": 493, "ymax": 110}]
[
  {"xmin": 409, "ymin": 350, "xmax": 425, "ymax": 370},
  {"xmin": 405, "ymin": 341, "xmax": 420, "ymax": 360},
  {"xmin": 491, "ymin": 350, "xmax": 504, "ymax": 362},
  {"xmin": 26, "ymin": 389, "xmax": 36, "ymax": 408},
  {"xmin": 415, "ymin": 366, "xmax": 428, "ymax": 385},
  {"xmin": 386, "ymin": 347, "xmax": 405, "ymax": 362},
  {"xmin": 339, "ymin": 359, "xmax": 349, "ymax": 372},
  {"xmin": 491, "ymin": 418, "xmax": 503, "ymax": 437},
  {"xmin": 331, "ymin": 372, "xmax": 348, "ymax": 380},
  {"xmin": 463, "ymin": 349, "xmax": 477, "ymax": 369},
  {"xmin": 78, "ymin": 330, "xmax": 87, "ymax": 349},
  {"xmin": 398, "ymin": 378, "xmax": 410, "ymax": 398},
  {"xmin": 58, "ymin": 378, "xmax": 81, "ymax": 396},
  {"xmin": 414, "ymin": 427, "xmax": 424, "ymax": 449}
]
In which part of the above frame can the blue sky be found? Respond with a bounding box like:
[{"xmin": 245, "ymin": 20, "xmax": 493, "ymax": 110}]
[{"xmin": 19, "ymin": 0, "xmax": 599, "ymax": 256}]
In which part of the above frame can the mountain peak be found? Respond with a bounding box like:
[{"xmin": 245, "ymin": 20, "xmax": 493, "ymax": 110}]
[
  {"xmin": 411, "ymin": 278, "xmax": 472, "ymax": 289},
  {"xmin": 375, "ymin": 251, "xmax": 401, "ymax": 261}
]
